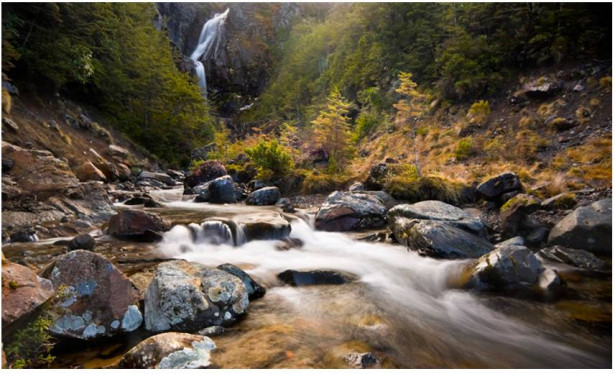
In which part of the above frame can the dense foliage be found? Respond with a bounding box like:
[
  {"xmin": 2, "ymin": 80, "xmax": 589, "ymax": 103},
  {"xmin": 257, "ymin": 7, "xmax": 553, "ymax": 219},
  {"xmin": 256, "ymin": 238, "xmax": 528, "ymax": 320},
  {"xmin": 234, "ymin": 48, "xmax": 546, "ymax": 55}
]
[
  {"xmin": 2, "ymin": 3, "xmax": 215, "ymax": 166},
  {"xmin": 247, "ymin": 3, "xmax": 611, "ymax": 127}
]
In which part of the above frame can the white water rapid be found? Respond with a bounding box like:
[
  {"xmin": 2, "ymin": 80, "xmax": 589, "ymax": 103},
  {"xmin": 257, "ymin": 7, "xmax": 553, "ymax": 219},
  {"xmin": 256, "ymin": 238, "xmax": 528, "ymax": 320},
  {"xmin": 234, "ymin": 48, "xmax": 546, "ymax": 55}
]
[
  {"xmin": 155, "ymin": 216, "xmax": 609, "ymax": 368},
  {"xmin": 189, "ymin": 8, "xmax": 230, "ymax": 95}
]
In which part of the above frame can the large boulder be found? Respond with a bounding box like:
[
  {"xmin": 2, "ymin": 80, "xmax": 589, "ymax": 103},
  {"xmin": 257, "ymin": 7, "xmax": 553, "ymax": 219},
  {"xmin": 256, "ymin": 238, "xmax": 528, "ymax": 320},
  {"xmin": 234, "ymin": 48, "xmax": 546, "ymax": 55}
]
[
  {"xmin": 107, "ymin": 209, "xmax": 167, "ymax": 241},
  {"xmin": 208, "ymin": 176, "xmax": 237, "ymax": 204},
  {"xmin": 387, "ymin": 200, "xmax": 485, "ymax": 235},
  {"xmin": 2, "ymin": 142, "xmax": 79, "ymax": 197},
  {"xmin": 139, "ymin": 171, "xmax": 175, "ymax": 186},
  {"xmin": 315, "ymin": 191, "xmax": 387, "ymax": 232},
  {"xmin": 390, "ymin": 217, "xmax": 493, "ymax": 259},
  {"xmin": 466, "ymin": 245, "xmax": 545, "ymax": 290},
  {"xmin": 499, "ymin": 193, "xmax": 541, "ymax": 235},
  {"xmin": 184, "ymin": 160, "xmax": 227, "ymax": 188},
  {"xmin": 39, "ymin": 250, "xmax": 142, "ymax": 340},
  {"xmin": 2, "ymin": 261, "xmax": 53, "ymax": 326},
  {"xmin": 144, "ymin": 261, "xmax": 249, "ymax": 332},
  {"xmin": 74, "ymin": 162, "xmax": 107, "ymax": 182},
  {"xmin": 119, "ymin": 332, "xmax": 216, "ymax": 369},
  {"xmin": 537, "ymin": 245, "xmax": 606, "ymax": 272},
  {"xmin": 547, "ymin": 199, "xmax": 612, "ymax": 254},
  {"xmin": 245, "ymin": 186, "xmax": 280, "ymax": 206},
  {"xmin": 477, "ymin": 172, "xmax": 523, "ymax": 201}
]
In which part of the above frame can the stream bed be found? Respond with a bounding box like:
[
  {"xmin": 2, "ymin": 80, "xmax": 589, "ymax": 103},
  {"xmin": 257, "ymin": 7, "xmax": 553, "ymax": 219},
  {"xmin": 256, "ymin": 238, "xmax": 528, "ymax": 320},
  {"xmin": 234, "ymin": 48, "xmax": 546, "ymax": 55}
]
[{"xmin": 3, "ymin": 189, "xmax": 611, "ymax": 369}]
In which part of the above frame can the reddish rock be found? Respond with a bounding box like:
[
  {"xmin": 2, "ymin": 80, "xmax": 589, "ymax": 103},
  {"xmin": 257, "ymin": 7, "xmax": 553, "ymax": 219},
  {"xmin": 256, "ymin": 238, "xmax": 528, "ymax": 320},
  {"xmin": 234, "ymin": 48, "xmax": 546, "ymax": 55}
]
[
  {"xmin": 117, "ymin": 163, "xmax": 132, "ymax": 181},
  {"xmin": 39, "ymin": 250, "xmax": 142, "ymax": 340},
  {"xmin": 107, "ymin": 209, "xmax": 166, "ymax": 241},
  {"xmin": 2, "ymin": 261, "xmax": 53, "ymax": 325},
  {"xmin": 75, "ymin": 161, "xmax": 107, "ymax": 182},
  {"xmin": 184, "ymin": 160, "xmax": 227, "ymax": 188}
]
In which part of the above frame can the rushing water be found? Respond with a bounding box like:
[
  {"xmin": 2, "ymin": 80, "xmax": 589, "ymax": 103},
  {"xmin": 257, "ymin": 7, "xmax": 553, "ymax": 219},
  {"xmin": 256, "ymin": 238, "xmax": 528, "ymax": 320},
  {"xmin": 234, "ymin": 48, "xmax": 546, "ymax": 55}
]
[
  {"xmin": 5, "ymin": 189, "xmax": 610, "ymax": 368},
  {"xmin": 153, "ymin": 212, "xmax": 611, "ymax": 368},
  {"xmin": 189, "ymin": 8, "xmax": 230, "ymax": 94}
]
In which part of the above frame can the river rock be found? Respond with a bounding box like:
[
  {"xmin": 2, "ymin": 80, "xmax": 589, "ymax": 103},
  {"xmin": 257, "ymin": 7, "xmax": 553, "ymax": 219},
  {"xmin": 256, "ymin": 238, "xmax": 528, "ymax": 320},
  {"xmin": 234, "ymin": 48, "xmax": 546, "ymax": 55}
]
[
  {"xmin": 89, "ymin": 148, "xmax": 118, "ymax": 181},
  {"xmin": 245, "ymin": 186, "xmax": 280, "ymax": 206},
  {"xmin": 217, "ymin": 263, "xmax": 265, "ymax": 300},
  {"xmin": 541, "ymin": 192, "xmax": 577, "ymax": 210},
  {"xmin": 68, "ymin": 233, "xmax": 95, "ymax": 250},
  {"xmin": 477, "ymin": 172, "xmax": 523, "ymax": 200},
  {"xmin": 119, "ymin": 332, "xmax": 216, "ymax": 369},
  {"xmin": 277, "ymin": 270, "xmax": 353, "ymax": 286},
  {"xmin": 315, "ymin": 191, "xmax": 387, "ymax": 232},
  {"xmin": 144, "ymin": 260, "xmax": 249, "ymax": 332},
  {"xmin": 107, "ymin": 209, "xmax": 167, "ymax": 241},
  {"xmin": 74, "ymin": 162, "xmax": 107, "ymax": 182},
  {"xmin": 39, "ymin": 250, "xmax": 142, "ymax": 340},
  {"xmin": 390, "ymin": 217, "xmax": 493, "ymax": 259},
  {"xmin": 208, "ymin": 175, "xmax": 237, "ymax": 204},
  {"xmin": 466, "ymin": 245, "xmax": 544, "ymax": 290},
  {"xmin": 139, "ymin": 171, "xmax": 175, "ymax": 186},
  {"xmin": 499, "ymin": 193, "xmax": 541, "ymax": 235},
  {"xmin": 547, "ymin": 199, "xmax": 612, "ymax": 254},
  {"xmin": 364, "ymin": 163, "xmax": 389, "ymax": 190},
  {"xmin": 2, "ymin": 261, "xmax": 53, "ymax": 325},
  {"xmin": 9, "ymin": 227, "xmax": 38, "ymax": 242},
  {"xmin": 348, "ymin": 182, "xmax": 365, "ymax": 192},
  {"xmin": 537, "ymin": 245, "xmax": 606, "ymax": 271},
  {"xmin": 345, "ymin": 352, "xmax": 381, "ymax": 369},
  {"xmin": 234, "ymin": 212, "xmax": 291, "ymax": 242},
  {"xmin": 495, "ymin": 236, "xmax": 525, "ymax": 247},
  {"xmin": 387, "ymin": 200, "xmax": 485, "ymax": 235},
  {"xmin": 116, "ymin": 163, "xmax": 132, "ymax": 181},
  {"xmin": 185, "ymin": 160, "xmax": 227, "ymax": 188}
]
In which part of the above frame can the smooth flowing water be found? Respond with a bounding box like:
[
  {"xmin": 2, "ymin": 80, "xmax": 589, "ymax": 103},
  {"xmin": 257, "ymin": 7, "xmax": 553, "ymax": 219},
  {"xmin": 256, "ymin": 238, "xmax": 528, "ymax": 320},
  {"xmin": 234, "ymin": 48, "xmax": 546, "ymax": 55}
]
[
  {"xmin": 151, "ymin": 204, "xmax": 611, "ymax": 368},
  {"xmin": 189, "ymin": 8, "xmax": 230, "ymax": 94}
]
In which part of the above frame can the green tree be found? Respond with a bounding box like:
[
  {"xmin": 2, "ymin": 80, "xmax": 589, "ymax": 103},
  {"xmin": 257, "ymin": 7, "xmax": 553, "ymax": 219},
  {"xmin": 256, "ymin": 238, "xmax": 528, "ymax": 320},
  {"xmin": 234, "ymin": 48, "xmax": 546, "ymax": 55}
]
[
  {"xmin": 394, "ymin": 72, "xmax": 424, "ymax": 176},
  {"xmin": 311, "ymin": 88, "xmax": 354, "ymax": 173}
]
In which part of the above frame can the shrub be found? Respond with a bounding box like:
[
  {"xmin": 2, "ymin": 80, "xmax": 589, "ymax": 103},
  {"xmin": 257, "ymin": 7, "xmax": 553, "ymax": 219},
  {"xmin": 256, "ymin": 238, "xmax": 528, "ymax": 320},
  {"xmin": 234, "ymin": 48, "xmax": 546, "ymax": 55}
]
[
  {"xmin": 353, "ymin": 110, "xmax": 381, "ymax": 142},
  {"xmin": 467, "ymin": 100, "xmax": 491, "ymax": 125},
  {"xmin": 575, "ymin": 106, "xmax": 591, "ymax": 125},
  {"xmin": 301, "ymin": 171, "xmax": 353, "ymax": 194},
  {"xmin": 599, "ymin": 76, "xmax": 611, "ymax": 90},
  {"xmin": 245, "ymin": 139, "xmax": 294, "ymax": 178},
  {"xmin": 2, "ymin": 88, "xmax": 11, "ymax": 114},
  {"xmin": 454, "ymin": 138, "xmax": 474, "ymax": 160},
  {"xmin": 548, "ymin": 117, "xmax": 575, "ymax": 131},
  {"xmin": 384, "ymin": 175, "xmax": 463, "ymax": 203}
]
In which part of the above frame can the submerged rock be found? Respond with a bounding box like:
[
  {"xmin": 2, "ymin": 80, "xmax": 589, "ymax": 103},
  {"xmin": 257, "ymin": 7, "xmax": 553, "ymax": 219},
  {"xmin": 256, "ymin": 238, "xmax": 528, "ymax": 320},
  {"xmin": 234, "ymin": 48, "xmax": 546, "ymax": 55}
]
[
  {"xmin": 39, "ymin": 250, "xmax": 142, "ymax": 340},
  {"xmin": 119, "ymin": 332, "xmax": 216, "ymax": 369},
  {"xmin": 217, "ymin": 263, "xmax": 265, "ymax": 300},
  {"xmin": 246, "ymin": 186, "xmax": 280, "ymax": 206},
  {"xmin": 390, "ymin": 217, "xmax": 492, "ymax": 259},
  {"xmin": 277, "ymin": 270, "xmax": 354, "ymax": 286},
  {"xmin": 2, "ymin": 260, "xmax": 53, "ymax": 326},
  {"xmin": 315, "ymin": 191, "xmax": 388, "ymax": 232},
  {"xmin": 144, "ymin": 260, "xmax": 249, "ymax": 332},
  {"xmin": 547, "ymin": 199, "xmax": 612, "ymax": 254},
  {"xmin": 476, "ymin": 172, "xmax": 523, "ymax": 200}
]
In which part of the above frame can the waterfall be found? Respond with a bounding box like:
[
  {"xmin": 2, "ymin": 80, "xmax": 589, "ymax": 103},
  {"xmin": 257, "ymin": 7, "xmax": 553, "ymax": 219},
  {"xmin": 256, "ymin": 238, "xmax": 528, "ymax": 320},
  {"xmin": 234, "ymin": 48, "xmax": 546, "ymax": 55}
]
[{"xmin": 190, "ymin": 8, "xmax": 230, "ymax": 95}]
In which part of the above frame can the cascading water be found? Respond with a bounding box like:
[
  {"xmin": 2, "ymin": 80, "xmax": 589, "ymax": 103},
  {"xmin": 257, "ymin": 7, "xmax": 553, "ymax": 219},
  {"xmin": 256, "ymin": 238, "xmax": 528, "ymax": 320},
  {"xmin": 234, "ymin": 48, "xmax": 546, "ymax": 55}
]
[
  {"xmin": 156, "ymin": 217, "xmax": 610, "ymax": 368},
  {"xmin": 190, "ymin": 8, "xmax": 230, "ymax": 95}
]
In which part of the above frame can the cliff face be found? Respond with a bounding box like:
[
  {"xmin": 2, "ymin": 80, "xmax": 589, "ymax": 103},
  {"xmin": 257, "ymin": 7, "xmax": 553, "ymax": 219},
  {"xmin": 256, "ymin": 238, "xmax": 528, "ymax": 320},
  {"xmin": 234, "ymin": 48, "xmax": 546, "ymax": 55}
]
[{"xmin": 157, "ymin": 3, "xmax": 302, "ymax": 109}]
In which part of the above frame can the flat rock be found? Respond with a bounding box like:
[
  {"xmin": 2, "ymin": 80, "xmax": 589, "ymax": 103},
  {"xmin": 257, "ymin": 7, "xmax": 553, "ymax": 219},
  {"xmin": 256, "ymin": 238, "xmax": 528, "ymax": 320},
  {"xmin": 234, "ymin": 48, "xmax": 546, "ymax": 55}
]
[
  {"xmin": 139, "ymin": 171, "xmax": 175, "ymax": 186},
  {"xmin": 390, "ymin": 217, "xmax": 493, "ymax": 259},
  {"xmin": 107, "ymin": 209, "xmax": 167, "ymax": 241},
  {"xmin": 277, "ymin": 270, "xmax": 353, "ymax": 286},
  {"xmin": 39, "ymin": 250, "xmax": 142, "ymax": 340},
  {"xmin": 119, "ymin": 332, "xmax": 216, "ymax": 369},
  {"xmin": 547, "ymin": 199, "xmax": 612, "ymax": 254},
  {"xmin": 144, "ymin": 260, "xmax": 249, "ymax": 332},
  {"xmin": 234, "ymin": 212, "xmax": 291, "ymax": 242},
  {"xmin": 537, "ymin": 245, "xmax": 606, "ymax": 271},
  {"xmin": 387, "ymin": 200, "xmax": 485, "ymax": 235}
]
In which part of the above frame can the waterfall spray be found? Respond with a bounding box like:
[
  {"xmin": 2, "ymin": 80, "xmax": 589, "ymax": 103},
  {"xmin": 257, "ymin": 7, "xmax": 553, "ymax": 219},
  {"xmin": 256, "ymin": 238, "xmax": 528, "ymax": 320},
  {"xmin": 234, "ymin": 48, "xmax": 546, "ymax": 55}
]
[{"xmin": 190, "ymin": 8, "xmax": 230, "ymax": 96}]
